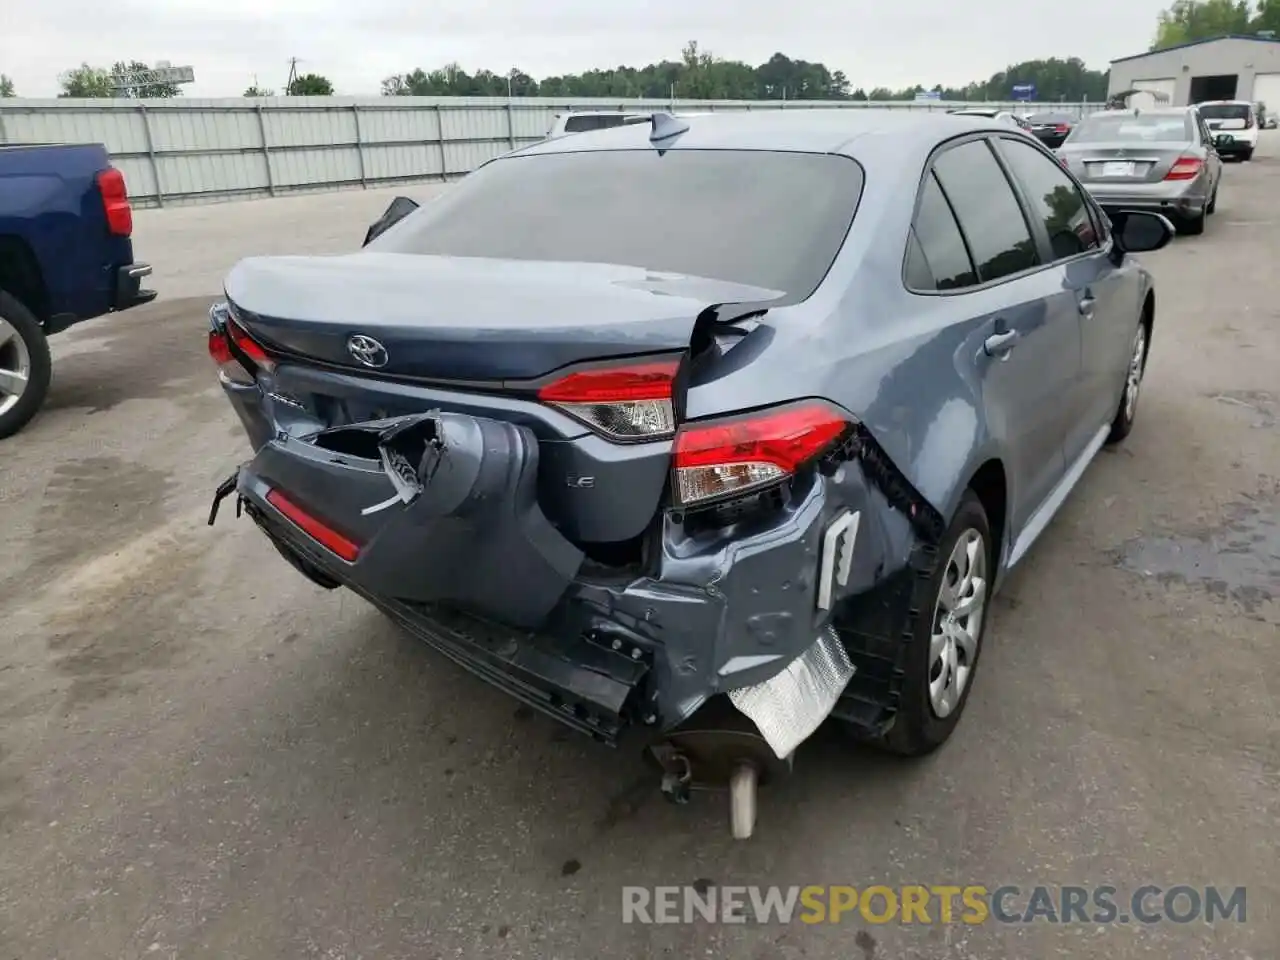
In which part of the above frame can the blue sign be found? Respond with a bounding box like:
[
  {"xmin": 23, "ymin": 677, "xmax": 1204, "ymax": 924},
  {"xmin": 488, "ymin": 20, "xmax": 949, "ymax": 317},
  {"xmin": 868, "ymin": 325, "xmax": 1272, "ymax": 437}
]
[
  {"xmin": 1011, "ymin": 83, "xmax": 1037, "ymax": 101},
  {"xmin": 914, "ymin": 90, "xmax": 942, "ymax": 101}
]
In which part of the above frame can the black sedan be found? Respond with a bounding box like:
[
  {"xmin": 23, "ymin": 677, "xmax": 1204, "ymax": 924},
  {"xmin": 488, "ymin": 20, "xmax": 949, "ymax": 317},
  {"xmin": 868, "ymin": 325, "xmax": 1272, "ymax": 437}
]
[{"xmin": 1026, "ymin": 111, "xmax": 1077, "ymax": 148}]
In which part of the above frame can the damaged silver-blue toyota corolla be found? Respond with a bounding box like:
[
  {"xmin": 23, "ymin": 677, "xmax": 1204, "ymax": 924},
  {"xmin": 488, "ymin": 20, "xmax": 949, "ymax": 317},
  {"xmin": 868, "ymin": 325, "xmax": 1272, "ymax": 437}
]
[{"xmin": 207, "ymin": 110, "xmax": 1171, "ymax": 839}]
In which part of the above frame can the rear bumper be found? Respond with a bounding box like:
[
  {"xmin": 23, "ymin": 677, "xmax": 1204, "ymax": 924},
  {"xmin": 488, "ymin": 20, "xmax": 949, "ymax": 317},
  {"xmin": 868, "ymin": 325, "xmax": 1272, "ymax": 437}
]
[
  {"xmin": 1090, "ymin": 185, "xmax": 1208, "ymax": 218},
  {"xmin": 114, "ymin": 262, "xmax": 157, "ymax": 311},
  {"xmin": 212, "ymin": 392, "xmax": 927, "ymax": 749}
]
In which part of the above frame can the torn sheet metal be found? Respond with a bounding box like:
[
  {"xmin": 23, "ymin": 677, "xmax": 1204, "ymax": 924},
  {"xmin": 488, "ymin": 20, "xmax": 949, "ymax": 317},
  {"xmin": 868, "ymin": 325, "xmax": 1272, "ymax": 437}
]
[{"xmin": 728, "ymin": 627, "xmax": 855, "ymax": 759}]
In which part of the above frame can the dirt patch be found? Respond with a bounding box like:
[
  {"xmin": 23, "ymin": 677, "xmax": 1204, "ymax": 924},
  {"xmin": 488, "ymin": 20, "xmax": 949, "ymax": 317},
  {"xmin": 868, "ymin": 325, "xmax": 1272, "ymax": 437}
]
[{"xmin": 1117, "ymin": 484, "xmax": 1280, "ymax": 613}]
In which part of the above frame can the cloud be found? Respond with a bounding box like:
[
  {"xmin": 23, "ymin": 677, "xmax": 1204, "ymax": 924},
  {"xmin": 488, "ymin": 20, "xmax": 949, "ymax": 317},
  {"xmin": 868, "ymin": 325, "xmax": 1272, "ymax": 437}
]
[{"xmin": 4, "ymin": 0, "xmax": 1167, "ymax": 98}]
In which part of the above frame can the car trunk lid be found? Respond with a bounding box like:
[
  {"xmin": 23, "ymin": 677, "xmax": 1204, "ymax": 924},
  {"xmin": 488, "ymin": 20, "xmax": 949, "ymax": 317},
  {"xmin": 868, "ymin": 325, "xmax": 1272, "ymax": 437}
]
[
  {"xmin": 224, "ymin": 252, "xmax": 783, "ymax": 383},
  {"xmin": 1060, "ymin": 142, "xmax": 1190, "ymax": 183}
]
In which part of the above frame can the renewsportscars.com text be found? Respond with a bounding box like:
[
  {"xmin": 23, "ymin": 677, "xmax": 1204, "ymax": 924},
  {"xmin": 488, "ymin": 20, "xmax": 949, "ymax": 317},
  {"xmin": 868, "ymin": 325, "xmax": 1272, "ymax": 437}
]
[{"xmin": 621, "ymin": 884, "xmax": 1247, "ymax": 925}]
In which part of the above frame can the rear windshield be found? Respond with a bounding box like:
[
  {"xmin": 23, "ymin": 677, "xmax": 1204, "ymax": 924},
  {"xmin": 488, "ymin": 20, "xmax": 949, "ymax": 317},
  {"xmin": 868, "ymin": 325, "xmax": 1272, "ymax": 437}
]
[
  {"xmin": 372, "ymin": 149, "xmax": 864, "ymax": 301},
  {"xmin": 562, "ymin": 114, "xmax": 644, "ymax": 133},
  {"xmin": 1197, "ymin": 103, "xmax": 1251, "ymax": 121},
  {"xmin": 1027, "ymin": 113, "xmax": 1075, "ymax": 124},
  {"xmin": 1070, "ymin": 113, "xmax": 1192, "ymax": 142}
]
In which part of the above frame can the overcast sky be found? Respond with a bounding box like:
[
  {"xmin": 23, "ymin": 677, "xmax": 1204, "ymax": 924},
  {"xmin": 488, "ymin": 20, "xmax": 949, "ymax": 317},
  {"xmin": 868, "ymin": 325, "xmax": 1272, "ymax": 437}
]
[{"xmin": 5, "ymin": 0, "xmax": 1169, "ymax": 98}]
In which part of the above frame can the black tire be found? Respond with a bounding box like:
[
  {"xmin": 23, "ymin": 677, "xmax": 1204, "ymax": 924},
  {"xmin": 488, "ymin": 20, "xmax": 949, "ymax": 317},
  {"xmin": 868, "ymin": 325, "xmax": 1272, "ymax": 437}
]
[
  {"xmin": 1207, "ymin": 189, "xmax": 1218, "ymax": 215},
  {"xmin": 878, "ymin": 490, "xmax": 994, "ymax": 757},
  {"xmin": 1178, "ymin": 211, "xmax": 1206, "ymax": 235},
  {"xmin": 1106, "ymin": 321, "xmax": 1149, "ymax": 445},
  {"xmin": 1242, "ymin": 148, "xmax": 1254, "ymax": 162},
  {"xmin": 0, "ymin": 289, "xmax": 52, "ymax": 441}
]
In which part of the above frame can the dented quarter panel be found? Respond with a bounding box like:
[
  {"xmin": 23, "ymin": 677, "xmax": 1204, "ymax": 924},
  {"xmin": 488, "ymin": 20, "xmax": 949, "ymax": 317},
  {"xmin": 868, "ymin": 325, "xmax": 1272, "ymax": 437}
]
[{"xmin": 570, "ymin": 460, "xmax": 916, "ymax": 727}]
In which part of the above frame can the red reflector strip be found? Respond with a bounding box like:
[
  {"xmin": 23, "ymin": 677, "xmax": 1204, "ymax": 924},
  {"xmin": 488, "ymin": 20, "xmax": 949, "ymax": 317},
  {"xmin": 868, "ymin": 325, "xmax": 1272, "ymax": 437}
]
[{"xmin": 265, "ymin": 489, "xmax": 361, "ymax": 562}]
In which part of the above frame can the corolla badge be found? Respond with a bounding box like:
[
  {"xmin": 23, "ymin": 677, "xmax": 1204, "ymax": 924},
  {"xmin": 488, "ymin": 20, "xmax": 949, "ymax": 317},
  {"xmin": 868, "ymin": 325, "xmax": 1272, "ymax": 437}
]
[{"xmin": 347, "ymin": 334, "xmax": 389, "ymax": 368}]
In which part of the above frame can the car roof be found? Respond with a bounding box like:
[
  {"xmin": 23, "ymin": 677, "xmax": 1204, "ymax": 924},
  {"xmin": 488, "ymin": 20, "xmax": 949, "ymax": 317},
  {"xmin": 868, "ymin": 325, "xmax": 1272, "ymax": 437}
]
[
  {"xmin": 1196, "ymin": 100, "xmax": 1253, "ymax": 106},
  {"xmin": 513, "ymin": 109, "xmax": 1015, "ymax": 161}
]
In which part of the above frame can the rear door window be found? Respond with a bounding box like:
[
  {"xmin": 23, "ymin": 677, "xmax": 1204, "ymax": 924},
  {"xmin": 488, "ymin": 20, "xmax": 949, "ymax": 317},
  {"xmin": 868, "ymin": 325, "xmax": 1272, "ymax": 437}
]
[
  {"xmin": 997, "ymin": 138, "xmax": 1100, "ymax": 259},
  {"xmin": 373, "ymin": 149, "xmax": 864, "ymax": 302},
  {"xmin": 932, "ymin": 139, "xmax": 1039, "ymax": 283},
  {"xmin": 906, "ymin": 172, "xmax": 978, "ymax": 291}
]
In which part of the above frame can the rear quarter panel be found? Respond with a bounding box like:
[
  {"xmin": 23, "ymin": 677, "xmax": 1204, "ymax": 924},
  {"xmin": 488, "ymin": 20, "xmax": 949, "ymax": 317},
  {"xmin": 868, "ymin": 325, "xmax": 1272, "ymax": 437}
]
[{"xmin": 684, "ymin": 136, "xmax": 1015, "ymax": 548}]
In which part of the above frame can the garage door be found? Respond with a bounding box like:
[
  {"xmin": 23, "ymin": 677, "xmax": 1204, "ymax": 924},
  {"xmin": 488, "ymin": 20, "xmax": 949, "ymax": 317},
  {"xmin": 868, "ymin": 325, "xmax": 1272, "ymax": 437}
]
[
  {"xmin": 1133, "ymin": 78, "xmax": 1177, "ymax": 105},
  {"xmin": 1252, "ymin": 72, "xmax": 1280, "ymax": 109}
]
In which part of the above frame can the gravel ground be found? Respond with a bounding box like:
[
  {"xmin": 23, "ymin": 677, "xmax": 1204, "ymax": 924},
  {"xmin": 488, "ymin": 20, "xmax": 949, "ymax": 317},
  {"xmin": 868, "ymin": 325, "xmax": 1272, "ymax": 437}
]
[{"xmin": 1, "ymin": 136, "xmax": 1277, "ymax": 960}]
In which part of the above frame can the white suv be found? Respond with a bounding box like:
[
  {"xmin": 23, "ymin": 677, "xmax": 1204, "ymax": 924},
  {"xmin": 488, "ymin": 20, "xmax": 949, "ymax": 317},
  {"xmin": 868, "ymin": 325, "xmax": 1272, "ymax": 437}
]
[{"xmin": 1195, "ymin": 100, "xmax": 1259, "ymax": 160}]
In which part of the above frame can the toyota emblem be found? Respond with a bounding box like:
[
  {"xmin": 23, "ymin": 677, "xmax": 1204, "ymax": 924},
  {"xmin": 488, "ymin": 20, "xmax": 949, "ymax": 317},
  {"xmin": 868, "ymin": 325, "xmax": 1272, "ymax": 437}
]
[{"xmin": 347, "ymin": 334, "xmax": 389, "ymax": 369}]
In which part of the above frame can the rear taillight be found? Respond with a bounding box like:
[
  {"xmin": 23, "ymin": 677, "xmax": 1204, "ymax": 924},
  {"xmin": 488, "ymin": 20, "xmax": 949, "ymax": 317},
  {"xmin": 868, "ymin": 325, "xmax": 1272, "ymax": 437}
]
[
  {"xmin": 95, "ymin": 167, "xmax": 133, "ymax": 236},
  {"xmin": 266, "ymin": 488, "xmax": 361, "ymax": 562},
  {"xmin": 1165, "ymin": 156, "xmax": 1203, "ymax": 181},
  {"xmin": 208, "ymin": 303, "xmax": 275, "ymax": 385},
  {"xmin": 537, "ymin": 359, "xmax": 678, "ymax": 440},
  {"xmin": 672, "ymin": 401, "xmax": 852, "ymax": 508},
  {"xmin": 1054, "ymin": 124, "xmax": 1070, "ymax": 134}
]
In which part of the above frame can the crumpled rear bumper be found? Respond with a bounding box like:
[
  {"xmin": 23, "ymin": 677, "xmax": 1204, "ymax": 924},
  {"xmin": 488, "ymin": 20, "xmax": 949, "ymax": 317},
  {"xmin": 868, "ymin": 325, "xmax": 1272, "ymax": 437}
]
[{"xmin": 214, "ymin": 405, "xmax": 925, "ymax": 750}]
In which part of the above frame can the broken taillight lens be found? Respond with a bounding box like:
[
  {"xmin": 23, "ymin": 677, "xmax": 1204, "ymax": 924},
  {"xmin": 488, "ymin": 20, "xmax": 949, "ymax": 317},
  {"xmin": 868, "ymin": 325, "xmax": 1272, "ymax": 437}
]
[
  {"xmin": 1165, "ymin": 156, "xmax": 1203, "ymax": 181},
  {"xmin": 537, "ymin": 359, "xmax": 679, "ymax": 440},
  {"xmin": 672, "ymin": 401, "xmax": 852, "ymax": 508},
  {"xmin": 208, "ymin": 302, "xmax": 275, "ymax": 385}
]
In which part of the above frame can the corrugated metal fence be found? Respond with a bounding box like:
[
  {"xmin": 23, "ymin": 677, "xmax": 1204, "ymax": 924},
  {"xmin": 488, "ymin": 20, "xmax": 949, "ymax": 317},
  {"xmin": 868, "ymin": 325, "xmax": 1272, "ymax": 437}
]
[{"xmin": 0, "ymin": 96, "xmax": 1095, "ymax": 208}]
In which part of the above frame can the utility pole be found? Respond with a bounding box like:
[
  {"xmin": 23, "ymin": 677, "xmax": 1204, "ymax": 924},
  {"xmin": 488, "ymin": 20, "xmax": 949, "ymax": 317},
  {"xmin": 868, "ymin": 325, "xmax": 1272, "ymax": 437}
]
[{"xmin": 285, "ymin": 57, "xmax": 301, "ymax": 95}]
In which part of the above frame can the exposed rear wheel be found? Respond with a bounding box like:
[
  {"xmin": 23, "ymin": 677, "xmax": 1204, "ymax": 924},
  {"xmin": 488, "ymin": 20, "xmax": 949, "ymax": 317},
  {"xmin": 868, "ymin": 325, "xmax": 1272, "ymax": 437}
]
[
  {"xmin": 0, "ymin": 290, "xmax": 52, "ymax": 441},
  {"xmin": 876, "ymin": 490, "xmax": 993, "ymax": 757},
  {"xmin": 1207, "ymin": 190, "xmax": 1218, "ymax": 215},
  {"xmin": 1178, "ymin": 211, "xmax": 1206, "ymax": 235},
  {"xmin": 1106, "ymin": 322, "xmax": 1148, "ymax": 445}
]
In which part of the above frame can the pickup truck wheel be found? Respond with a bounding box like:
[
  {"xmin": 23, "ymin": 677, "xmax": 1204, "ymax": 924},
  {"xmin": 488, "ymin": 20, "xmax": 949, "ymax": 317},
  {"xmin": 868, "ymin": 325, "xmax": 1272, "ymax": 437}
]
[
  {"xmin": 878, "ymin": 490, "xmax": 993, "ymax": 757},
  {"xmin": 0, "ymin": 290, "xmax": 52, "ymax": 440}
]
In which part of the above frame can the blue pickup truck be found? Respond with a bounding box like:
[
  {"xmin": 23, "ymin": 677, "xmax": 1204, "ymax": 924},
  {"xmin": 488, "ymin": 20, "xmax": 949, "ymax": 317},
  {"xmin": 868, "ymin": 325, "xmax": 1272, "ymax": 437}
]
[{"xmin": 0, "ymin": 143, "xmax": 155, "ymax": 439}]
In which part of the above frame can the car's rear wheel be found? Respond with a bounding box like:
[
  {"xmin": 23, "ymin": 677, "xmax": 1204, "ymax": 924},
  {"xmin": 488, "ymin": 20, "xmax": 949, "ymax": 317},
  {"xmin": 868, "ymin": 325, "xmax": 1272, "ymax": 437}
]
[
  {"xmin": 0, "ymin": 290, "xmax": 52, "ymax": 441},
  {"xmin": 1207, "ymin": 189, "xmax": 1218, "ymax": 215},
  {"xmin": 1242, "ymin": 148, "xmax": 1254, "ymax": 162},
  {"xmin": 1106, "ymin": 322, "xmax": 1148, "ymax": 445},
  {"xmin": 1179, "ymin": 210, "xmax": 1206, "ymax": 235},
  {"xmin": 878, "ymin": 490, "xmax": 993, "ymax": 757}
]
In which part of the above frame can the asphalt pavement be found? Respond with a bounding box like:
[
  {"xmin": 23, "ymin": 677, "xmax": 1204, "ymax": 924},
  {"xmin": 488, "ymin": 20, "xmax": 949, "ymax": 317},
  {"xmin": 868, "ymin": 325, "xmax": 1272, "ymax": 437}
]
[{"xmin": 1, "ymin": 138, "xmax": 1277, "ymax": 959}]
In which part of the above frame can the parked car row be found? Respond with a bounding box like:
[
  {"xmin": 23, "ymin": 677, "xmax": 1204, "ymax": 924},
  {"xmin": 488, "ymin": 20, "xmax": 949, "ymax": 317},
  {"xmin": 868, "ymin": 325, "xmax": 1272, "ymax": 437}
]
[{"xmin": 1048, "ymin": 102, "xmax": 1258, "ymax": 237}]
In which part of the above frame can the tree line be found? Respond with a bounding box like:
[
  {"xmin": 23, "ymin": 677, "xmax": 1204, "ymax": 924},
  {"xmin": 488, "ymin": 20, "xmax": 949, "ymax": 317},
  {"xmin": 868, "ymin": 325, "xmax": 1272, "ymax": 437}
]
[
  {"xmin": 1153, "ymin": 0, "xmax": 1280, "ymax": 47},
  {"xmin": 6, "ymin": 2, "xmax": 1275, "ymax": 103},
  {"xmin": 380, "ymin": 44, "xmax": 1111, "ymax": 102}
]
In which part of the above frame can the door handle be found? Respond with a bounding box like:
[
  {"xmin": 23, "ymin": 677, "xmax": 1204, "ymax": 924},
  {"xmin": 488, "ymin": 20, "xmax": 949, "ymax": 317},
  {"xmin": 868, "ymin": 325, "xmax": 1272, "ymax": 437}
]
[
  {"xmin": 984, "ymin": 330, "xmax": 1020, "ymax": 359},
  {"xmin": 1078, "ymin": 295, "xmax": 1097, "ymax": 317}
]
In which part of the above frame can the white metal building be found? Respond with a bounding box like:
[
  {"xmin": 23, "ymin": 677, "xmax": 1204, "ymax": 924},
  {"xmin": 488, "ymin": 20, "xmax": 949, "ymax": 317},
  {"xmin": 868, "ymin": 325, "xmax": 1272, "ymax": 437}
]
[{"xmin": 1107, "ymin": 34, "xmax": 1280, "ymax": 109}]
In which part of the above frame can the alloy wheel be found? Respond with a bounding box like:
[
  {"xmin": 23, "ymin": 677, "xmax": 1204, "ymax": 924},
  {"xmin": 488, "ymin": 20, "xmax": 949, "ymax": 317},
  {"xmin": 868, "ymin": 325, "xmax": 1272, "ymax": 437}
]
[
  {"xmin": 929, "ymin": 529, "xmax": 988, "ymax": 719},
  {"xmin": 0, "ymin": 319, "xmax": 32, "ymax": 418},
  {"xmin": 1124, "ymin": 326, "xmax": 1147, "ymax": 423}
]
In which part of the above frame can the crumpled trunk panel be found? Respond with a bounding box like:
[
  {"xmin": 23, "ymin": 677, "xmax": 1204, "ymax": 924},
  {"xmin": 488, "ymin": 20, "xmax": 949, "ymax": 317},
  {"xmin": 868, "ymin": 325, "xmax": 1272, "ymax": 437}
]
[{"xmin": 241, "ymin": 411, "xmax": 584, "ymax": 630}]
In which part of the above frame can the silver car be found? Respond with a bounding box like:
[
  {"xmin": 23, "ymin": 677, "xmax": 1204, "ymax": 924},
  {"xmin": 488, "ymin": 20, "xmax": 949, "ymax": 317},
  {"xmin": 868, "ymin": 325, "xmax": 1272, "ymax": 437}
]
[{"xmin": 1057, "ymin": 108, "xmax": 1226, "ymax": 235}]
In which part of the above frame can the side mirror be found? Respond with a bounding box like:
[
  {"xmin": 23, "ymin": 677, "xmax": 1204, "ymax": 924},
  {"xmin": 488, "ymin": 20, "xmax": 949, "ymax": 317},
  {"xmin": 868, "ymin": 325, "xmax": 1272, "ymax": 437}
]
[
  {"xmin": 1110, "ymin": 210, "xmax": 1176, "ymax": 256},
  {"xmin": 1213, "ymin": 133, "xmax": 1234, "ymax": 150},
  {"xmin": 363, "ymin": 196, "xmax": 420, "ymax": 247}
]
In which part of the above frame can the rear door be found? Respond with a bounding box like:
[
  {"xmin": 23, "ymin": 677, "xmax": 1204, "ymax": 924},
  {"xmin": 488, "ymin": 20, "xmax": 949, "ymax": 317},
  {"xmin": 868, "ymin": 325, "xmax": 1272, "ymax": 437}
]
[
  {"xmin": 992, "ymin": 135, "xmax": 1133, "ymax": 461},
  {"xmin": 911, "ymin": 137, "xmax": 1077, "ymax": 535}
]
